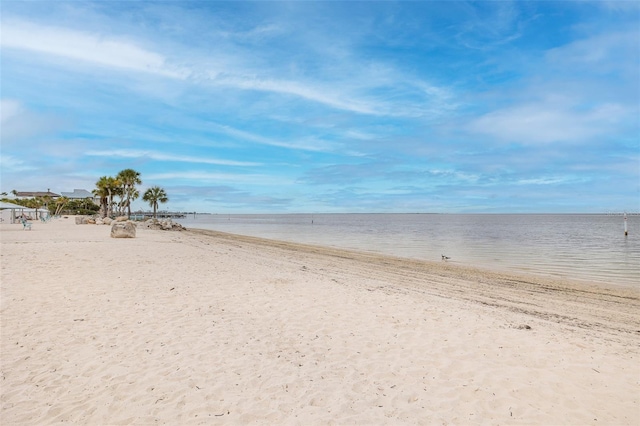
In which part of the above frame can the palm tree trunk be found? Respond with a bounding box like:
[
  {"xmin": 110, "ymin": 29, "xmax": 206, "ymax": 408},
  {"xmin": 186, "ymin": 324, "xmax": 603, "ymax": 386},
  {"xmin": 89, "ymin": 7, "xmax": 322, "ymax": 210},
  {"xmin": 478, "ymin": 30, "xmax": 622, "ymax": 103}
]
[{"xmin": 107, "ymin": 190, "xmax": 113, "ymax": 217}]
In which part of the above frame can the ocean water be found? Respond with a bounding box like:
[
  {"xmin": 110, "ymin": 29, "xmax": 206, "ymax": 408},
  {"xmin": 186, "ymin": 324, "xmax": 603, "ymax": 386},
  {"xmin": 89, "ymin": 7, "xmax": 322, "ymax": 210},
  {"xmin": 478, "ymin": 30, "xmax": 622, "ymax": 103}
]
[{"xmin": 176, "ymin": 214, "xmax": 639, "ymax": 287}]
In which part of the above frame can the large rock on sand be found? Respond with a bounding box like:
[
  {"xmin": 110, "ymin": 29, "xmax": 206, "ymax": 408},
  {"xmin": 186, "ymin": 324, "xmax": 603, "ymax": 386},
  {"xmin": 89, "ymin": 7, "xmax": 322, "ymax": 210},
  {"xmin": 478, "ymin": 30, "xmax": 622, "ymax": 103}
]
[
  {"xmin": 75, "ymin": 215, "xmax": 89, "ymax": 224},
  {"xmin": 110, "ymin": 221, "xmax": 136, "ymax": 238}
]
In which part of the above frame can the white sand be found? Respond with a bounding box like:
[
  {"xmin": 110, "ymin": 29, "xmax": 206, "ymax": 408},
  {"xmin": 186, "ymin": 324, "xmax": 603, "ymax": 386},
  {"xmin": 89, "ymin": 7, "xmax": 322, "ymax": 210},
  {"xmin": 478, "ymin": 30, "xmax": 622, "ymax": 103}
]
[{"xmin": 1, "ymin": 217, "xmax": 638, "ymax": 425}]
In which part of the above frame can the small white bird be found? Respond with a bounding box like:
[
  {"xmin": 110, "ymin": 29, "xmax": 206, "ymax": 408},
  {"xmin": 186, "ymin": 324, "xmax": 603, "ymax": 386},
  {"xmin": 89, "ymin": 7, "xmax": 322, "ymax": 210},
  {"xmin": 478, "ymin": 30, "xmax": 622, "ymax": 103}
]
[{"xmin": 441, "ymin": 255, "xmax": 450, "ymax": 261}]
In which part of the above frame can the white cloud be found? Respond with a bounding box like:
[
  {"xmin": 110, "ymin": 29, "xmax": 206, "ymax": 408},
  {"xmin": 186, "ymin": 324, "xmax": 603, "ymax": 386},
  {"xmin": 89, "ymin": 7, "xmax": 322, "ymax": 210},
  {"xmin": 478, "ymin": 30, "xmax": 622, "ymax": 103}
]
[
  {"xmin": 468, "ymin": 103, "xmax": 629, "ymax": 145},
  {"xmin": 0, "ymin": 99, "xmax": 23, "ymax": 124},
  {"xmin": 0, "ymin": 19, "xmax": 394, "ymax": 116},
  {"xmin": 516, "ymin": 177, "xmax": 570, "ymax": 185},
  {"xmin": 215, "ymin": 75, "xmax": 382, "ymax": 116},
  {"xmin": 1, "ymin": 18, "xmax": 455, "ymax": 119},
  {"xmin": 0, "ymin": 154, "xmax": 33, "ymax": 172},
  {"xmin": 0, "ymin": 98, "xmax": 66, "ymax": 145},
  {"xmin": 146, "ymin": 171, "xmax": 292, "ymax": 186},
  {"xmin": 466, "ymin": 26, "xmax": 639, "ymax": 146},
  {"xmin": 1, "ymin": 20, "xmax": 189, "ymax": 79},
  {"xmin": 211, "ymin": 123, "xmax": 339, "ymax": 152},
  {"xmin": 546, "ymin": 29, "xmax": 638, "ymax": 66},
  {"xmin": 84, "ymin": 149, "xmax": 260, "ymax": 167}
]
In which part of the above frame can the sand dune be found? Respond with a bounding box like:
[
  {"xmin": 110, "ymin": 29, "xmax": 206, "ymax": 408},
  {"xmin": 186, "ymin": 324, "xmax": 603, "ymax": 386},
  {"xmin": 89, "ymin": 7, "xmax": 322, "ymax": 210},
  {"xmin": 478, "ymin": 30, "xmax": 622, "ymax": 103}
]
[{"xmin": 1, "ymin": 217, "xmax": 638, "ymax": 425}]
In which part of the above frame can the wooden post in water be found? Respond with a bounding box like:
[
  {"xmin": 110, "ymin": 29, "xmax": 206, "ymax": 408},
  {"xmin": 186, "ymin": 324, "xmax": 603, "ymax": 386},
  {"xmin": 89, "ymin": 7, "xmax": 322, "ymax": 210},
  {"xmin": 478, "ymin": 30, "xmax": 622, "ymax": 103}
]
[{"xmin": 624, "ymin": 212, "xmax": 628, "ymax": 236}]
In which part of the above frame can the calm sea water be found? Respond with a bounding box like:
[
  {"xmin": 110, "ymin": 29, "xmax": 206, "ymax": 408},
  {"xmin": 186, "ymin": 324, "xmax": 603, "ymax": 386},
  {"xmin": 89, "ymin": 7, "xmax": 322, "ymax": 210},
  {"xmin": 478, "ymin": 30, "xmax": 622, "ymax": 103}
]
[{"xmin": 176, "ymin": 214, "xmax": 639, "ymax": 287}]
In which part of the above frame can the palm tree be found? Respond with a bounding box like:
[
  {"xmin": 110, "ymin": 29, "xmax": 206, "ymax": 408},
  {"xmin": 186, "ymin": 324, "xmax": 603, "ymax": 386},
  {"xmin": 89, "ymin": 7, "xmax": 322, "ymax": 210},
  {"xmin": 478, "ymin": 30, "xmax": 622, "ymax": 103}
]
[
  {"xmin": 124, "ymin": 188, "xmax": 140, "ymax": 216},
  {"xmin": 94, "ymin": 176, "xmax": 119, "ymax": 218},
  {"xmin": 36, "ymin": 195, "xmax": 53, "ymax": 218},
  {"xmin": 142, "ymin": 186, "xmax": 168, "ymax": 218},
  {"xmin": 116, "ymin": 169, "xmax": 142, "ymax": 217},
  {"xmin": 54, "ymin": 196, "xmax": 69, "ymax": 216},
  {"xmin": 93, "ymin": 194, "xmax": 104, "ymax": 217},
  {"xmin": 94, "ymin": 177, "xmax": 110, "ymax": 218}
]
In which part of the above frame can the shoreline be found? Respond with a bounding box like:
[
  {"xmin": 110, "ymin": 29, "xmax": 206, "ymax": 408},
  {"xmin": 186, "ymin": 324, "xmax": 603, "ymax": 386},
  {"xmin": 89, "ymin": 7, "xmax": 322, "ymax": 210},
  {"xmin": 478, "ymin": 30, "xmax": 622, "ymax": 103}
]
[
  {"xmin": 1, "ymin": 218, "xmax": 639, "ymax": 424},
  {"xmin": 176, "ymin": 213, "xmax": 640, "ymax": 288},
  {"xmin": 186, "ymin": 228, "xmax": 640, "ymax": 344}
]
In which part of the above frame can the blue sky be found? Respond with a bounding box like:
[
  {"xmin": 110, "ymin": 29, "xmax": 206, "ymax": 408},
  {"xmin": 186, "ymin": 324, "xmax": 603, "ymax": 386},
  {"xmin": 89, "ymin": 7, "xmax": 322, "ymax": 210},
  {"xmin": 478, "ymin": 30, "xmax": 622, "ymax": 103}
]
[{"xmin": 1, "ymin": 1, "xmax": 638, "ymax": 213}]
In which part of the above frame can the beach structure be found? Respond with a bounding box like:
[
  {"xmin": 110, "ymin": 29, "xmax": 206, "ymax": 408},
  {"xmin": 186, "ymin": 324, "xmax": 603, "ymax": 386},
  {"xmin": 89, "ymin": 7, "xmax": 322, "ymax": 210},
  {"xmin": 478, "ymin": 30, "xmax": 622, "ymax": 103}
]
[
  {"xmin": 0, "ymin": 201, "xmax": 28, "ymax": 224},
  {"xmin": 0, "ymin": 203, "xmax": 50, "ymax": 224}
]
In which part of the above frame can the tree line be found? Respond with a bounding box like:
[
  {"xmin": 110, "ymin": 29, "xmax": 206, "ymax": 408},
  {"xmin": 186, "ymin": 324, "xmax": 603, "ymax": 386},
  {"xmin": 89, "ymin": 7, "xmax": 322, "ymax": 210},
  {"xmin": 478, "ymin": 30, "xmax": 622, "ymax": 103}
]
[
  {"xmin": 94, "ymin": 169, "xmax": 168, "ymax": 218},
  {"xmin": 1, "ymin": 169, "xmax": 169, "ymax": 218},
  {"xmin": 0, "ymin": 190, "xmax": 82, "ymax": 216}
]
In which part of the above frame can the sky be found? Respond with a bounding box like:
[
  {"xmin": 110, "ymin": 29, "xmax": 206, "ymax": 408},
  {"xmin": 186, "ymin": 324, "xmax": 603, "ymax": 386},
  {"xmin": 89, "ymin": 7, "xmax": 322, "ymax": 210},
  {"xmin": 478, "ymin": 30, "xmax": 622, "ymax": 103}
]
[{"xmin": 1, "ymin": 1, "xmax": 638, "ymax": 213}]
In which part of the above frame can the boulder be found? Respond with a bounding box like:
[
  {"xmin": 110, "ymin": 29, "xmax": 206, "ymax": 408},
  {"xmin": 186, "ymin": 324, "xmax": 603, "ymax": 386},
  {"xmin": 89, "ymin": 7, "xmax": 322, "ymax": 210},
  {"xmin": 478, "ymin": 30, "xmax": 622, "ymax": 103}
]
[
  {"xmin": 103, "ymin": 217, "xmax": 113, "ymax": 225},
  {"xmin": 110, "ymin": 221, "xmax": 136, "ymax": 238},
  {"xmin": 115, "ymin": 216, "xmax": 129, "ymax": 222},
  {"xmin": 161, "ymin": 219, "xmax": 186, "ymax": 231},
  {"xmin": 75, "ymin": 215, "xmax": 89, "ymax": 224},
  {"xmin": 136, "ymin": 218, "xmax": 185, "ymax": 231}
]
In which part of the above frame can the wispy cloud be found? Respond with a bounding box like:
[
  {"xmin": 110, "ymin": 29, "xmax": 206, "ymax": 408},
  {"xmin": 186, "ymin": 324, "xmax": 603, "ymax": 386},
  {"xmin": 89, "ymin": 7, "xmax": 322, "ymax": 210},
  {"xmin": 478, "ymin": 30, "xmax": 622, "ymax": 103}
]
[
  {"xmin": 214, "ymin": 76, "xmax": 383, "ymax": 116},
  {"xmin": 515, "ymin": 176, "xmax": 584, "ymax": 186},
  {"xmin": 0, "ymin": 98, "xmax": 67, "ymax": 145},
  {"xmin": 209, "ymin": 123, "xmax": 339, "ymax": 152},
  {"xmin": 545, "ymin": 29, "xmax": 640, "ymax": 77},
  {"xmin": 1, "ymin": 20, "xmax": 189, "ymax": 78},
  {"xmin": 453, "ymin": 2, "xmax": 523, "ymax": 50},
  {"xmin": 0, "ymin": 154, "xmax": 34, "ymax": 172},
  {"xmin": 467, "ymin": 103, "xmax": 628, "ymax": 145},
  {"xmin": 147, "ymin": 171, "xmax": 292, "ymax": 186},
  {"xmin": 85, "ymin": 149, "xmax": 260, "ymax": 167},
  {"xmin": 1, "ymin": 17, "xmax": 454, "ymax": 119},
  {"xmin": 1, "ymin": 2, "xmax": 637, "ymax": 213},
  {"xmin": 466, "ymin": 26, "xmax": 639, "ymax": 146},
  {"xmin": 0, "ymin": 99, "xmax": 23, "ymax": 123}
]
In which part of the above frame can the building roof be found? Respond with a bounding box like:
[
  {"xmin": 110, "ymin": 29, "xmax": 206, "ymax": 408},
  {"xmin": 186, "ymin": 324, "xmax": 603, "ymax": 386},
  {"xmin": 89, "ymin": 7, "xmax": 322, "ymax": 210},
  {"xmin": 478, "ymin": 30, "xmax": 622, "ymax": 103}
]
[
  {"xmin": 60, "ymin": 189, "xmax": 94, "ymax": 199},
  {"xmin": 15, "ymin": 191, "xmax": 61, "ymax": 198}
]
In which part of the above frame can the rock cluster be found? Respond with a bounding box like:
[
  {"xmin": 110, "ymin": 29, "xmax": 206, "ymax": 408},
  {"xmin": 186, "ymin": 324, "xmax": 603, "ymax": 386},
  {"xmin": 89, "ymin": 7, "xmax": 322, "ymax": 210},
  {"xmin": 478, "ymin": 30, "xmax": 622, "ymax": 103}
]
[
  {"xmin": 137, "ymin": 218, "xmax": 186, "ymax": 231},
  {"xmin": 74, "ymin": 216, "xmax": 185, "ymax": 232}
]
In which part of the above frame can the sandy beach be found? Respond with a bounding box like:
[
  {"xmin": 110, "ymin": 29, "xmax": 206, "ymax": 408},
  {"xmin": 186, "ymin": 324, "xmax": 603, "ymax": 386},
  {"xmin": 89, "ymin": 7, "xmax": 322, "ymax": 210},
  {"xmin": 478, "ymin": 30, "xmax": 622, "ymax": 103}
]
[{"xmin": 1, "ymin": 217, "xmax": 638, "ymax": 425}]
